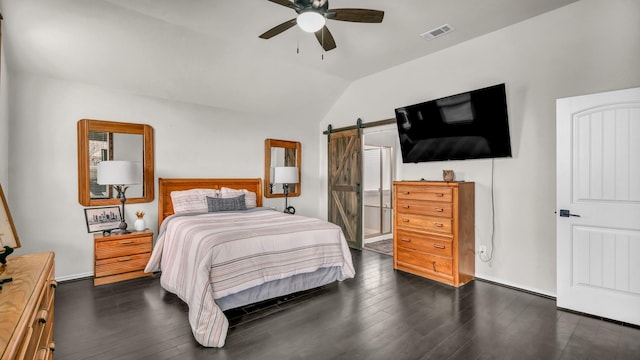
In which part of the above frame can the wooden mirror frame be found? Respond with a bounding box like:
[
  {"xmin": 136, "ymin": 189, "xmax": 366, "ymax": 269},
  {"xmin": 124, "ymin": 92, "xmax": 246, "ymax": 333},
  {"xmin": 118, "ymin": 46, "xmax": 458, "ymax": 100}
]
[
  {"xmin": 77, "ymin": 119, "xmax": 154, "ymax": 206},
  {"xmin": 264, "ymin": 139, "xmax": 301, "ymax": 198}
]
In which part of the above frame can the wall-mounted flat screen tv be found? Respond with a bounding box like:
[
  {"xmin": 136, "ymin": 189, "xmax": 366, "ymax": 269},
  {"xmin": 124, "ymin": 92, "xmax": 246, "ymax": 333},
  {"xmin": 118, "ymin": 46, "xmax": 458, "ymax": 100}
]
[{"xmin": 395, "ymin": 83, "xmax": 512, "ymax": 163}]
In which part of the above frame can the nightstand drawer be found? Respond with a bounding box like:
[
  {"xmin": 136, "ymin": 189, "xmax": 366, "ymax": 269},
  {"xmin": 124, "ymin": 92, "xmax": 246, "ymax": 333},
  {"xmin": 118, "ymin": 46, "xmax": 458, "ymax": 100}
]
[
  {"xmin": 95, "ymin": 253, "xmax": 151, "ymax": 278},
  {"xmin": 95, "ymin": 236, "xmax": 152, "ymax": 260},
  {"xmin": 396, "ymin": 199, "xmax": 453, "ymax": 218},
  {"xmin": 396, "ymin": 229, "xmax": 453, "ymax": 257},
  {"xmin": 94, "ymin": 230, "xmax": 153, "ymax": 286},
  {"xmin": 396, "ymin": 213, "xmax": 453, "ymax": 235},
  {"xmin": 396, "ymin": 186, "xmax": 453, "ymax": 203},
  {"xmin": 396, "ymin": 247, "xmax": 453, "ymax": 275}
]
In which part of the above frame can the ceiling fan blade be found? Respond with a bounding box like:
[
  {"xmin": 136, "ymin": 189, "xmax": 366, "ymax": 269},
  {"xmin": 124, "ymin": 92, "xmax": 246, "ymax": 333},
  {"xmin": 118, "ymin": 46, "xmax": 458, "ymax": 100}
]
[
  {"xmin": 328, "ymin": 8, "xmax": 384, "ymax": 23},
  {"xmin": 314, "ymin": 26, "xmax": 337, "ymax": 51},
  {"xmin": 259, "ymin": 18, "xmax": 298, "ymax": 39},
  {"xmin": 267, "ymin": 0, "xmax": 301, "ymax": 10}
]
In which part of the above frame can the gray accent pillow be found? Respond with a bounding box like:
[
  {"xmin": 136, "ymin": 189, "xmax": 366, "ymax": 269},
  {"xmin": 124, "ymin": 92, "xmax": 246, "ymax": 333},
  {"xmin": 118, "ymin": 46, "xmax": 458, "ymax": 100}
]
[{"xmin": 206, "ymin": 194, "xmax": 247, "ymax": 212}]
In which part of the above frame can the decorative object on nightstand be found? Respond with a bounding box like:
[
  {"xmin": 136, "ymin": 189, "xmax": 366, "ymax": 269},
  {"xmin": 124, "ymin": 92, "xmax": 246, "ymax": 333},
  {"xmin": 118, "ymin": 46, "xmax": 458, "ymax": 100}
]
[
  {"xmin": 84, "ymin": 205, "xmax": 122, "ymax": 234},
  {"xmin": 274, "ymin": 166, "xmax": 299, "ymax": 214},
  {"xmin": 93, "ymin": 229, "xmax": 152, "ymax": 286},
  {"xmin": 134, "ymin": 210, "xmax": 146, "ymax": 231},
  {"xmin": 97, "ymin": 160, "xmax": 140, "ymax": 234}
]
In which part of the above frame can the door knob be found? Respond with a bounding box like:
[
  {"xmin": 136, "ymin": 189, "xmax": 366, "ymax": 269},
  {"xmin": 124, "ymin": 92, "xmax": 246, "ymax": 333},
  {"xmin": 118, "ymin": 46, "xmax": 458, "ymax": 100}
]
[{"xmin": 559, "ymin": 209, "xmax": 580, "ymax": 217}]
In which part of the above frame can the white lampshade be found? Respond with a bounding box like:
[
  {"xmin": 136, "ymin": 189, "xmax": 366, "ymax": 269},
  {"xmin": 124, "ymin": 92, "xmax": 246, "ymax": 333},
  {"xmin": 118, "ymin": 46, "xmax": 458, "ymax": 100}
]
[
  {"xmin": 297, "ymin": 11, "xmax": 325, "ymax": 33},
  {"xmin": 97, "ymin": 160, "xmax": 140, "ymax": 185},
  {"xmin": 274, "ymin": 166, "xmax": 299, "ymax": 184}
]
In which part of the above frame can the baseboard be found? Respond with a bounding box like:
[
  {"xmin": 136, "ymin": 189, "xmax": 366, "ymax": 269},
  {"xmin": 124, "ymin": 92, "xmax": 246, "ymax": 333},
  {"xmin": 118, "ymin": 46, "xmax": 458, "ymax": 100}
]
[
  {"xmin": 474, "ymin": 273, "xmax": 556, "ymax": 299},
  {"xmin": 56, "ymin": 271, "xmax": 93, "ymax": 283}
]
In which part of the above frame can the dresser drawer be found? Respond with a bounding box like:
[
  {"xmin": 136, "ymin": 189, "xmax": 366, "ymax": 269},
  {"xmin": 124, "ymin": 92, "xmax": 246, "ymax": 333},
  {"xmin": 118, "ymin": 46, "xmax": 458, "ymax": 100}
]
[
  {"xmin": 95, "ymin": 253, "xmax": 151, "ymax": 278},
  {"xmin": 396, "ymin": 213, "xmax": 453, "ymax": 235},
  {"xmin": 396, "ymin": 247, "xmax": 453, "ymax": 276},
  {"xmin": 396, "ymin": 186, "xmax": 453, "ymax": 203},
  {"xmin": 396, "ymin": 229, "xmax": 453, "ymax": 257},
  {"xmin": 95, "ymin": 236, "xmax": 152, "ymax": 260},
  {"xmin": 24, "ymin": 295, "xmax": 54, "ymax": 360},
  {"xmin": 396, "ymin": 199, "xmax": 453, "ymax": 218}
]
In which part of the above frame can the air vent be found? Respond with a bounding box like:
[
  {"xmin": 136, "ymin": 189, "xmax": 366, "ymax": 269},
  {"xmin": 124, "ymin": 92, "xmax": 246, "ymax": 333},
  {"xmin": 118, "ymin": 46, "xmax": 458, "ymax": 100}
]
[{"xmin": 420, "ymin": 24, "xmax": 455, "ymax": 41}]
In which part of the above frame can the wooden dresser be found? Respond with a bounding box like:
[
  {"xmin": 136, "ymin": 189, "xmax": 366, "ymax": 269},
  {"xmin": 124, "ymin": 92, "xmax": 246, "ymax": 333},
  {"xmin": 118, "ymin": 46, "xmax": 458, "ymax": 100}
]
[
  {"xmin": 94, "ymin": 230, "xmax": 153, "ymax": 286},
  {"xmin": 0, "ymin": 252, "xmax": 56, "ymax": 360},
  {"xmin": 393, "ymin": 181, "xmax": 475, "ymax": 287}
]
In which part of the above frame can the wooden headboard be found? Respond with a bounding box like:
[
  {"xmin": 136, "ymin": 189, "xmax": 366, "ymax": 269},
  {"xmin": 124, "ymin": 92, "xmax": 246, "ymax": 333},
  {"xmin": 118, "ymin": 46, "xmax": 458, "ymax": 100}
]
[{"xmin": 158, "ymin": 178, "xmax": 263, "ymax": 228}]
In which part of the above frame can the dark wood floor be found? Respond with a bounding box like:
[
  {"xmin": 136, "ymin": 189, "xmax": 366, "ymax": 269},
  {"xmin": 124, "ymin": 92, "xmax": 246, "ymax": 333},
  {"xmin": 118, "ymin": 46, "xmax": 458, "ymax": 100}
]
[{"xmin": 54, "ymin": 249, "xmax": 640, "ymax": 360}]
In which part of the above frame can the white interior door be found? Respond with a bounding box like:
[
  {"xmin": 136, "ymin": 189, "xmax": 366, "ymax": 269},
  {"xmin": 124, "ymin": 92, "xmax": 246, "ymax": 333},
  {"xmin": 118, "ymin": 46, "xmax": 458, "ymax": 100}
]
[{"xmin": 557, "ymin": 87, "xmax": 640, "ymax": 325}]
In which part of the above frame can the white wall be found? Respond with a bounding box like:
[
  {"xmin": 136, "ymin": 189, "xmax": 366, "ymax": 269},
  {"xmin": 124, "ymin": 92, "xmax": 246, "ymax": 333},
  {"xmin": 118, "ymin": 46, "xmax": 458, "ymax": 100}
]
[
  {"xmin": 319, "ymin": 0, "xmax": 640, "ymax": 295},
  {"xmin": 7, "ymin": 73, "xmax": 322, "ymax": 280}
]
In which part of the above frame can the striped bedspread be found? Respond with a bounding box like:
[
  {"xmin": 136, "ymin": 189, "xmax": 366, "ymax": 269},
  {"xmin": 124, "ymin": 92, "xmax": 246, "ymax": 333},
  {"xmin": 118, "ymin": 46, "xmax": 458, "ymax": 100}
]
[{"xmin": 144, "ymin": 209, "xmax": 355, "ymax": 347}]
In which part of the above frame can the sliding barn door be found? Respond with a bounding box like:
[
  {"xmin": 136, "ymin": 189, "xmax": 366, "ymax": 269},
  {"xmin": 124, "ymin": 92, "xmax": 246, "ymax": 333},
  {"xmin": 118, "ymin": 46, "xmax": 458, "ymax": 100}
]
[{"xmin": 328, "ymin": 129, "xmax": 362, "ymax": 249}]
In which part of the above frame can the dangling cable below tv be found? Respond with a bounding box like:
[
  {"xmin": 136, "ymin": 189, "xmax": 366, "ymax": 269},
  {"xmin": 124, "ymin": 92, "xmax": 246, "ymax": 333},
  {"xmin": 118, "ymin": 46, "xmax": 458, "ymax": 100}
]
[{"xmin": 395, "ymin": 83, "xmax": 512, "ymax": 163}]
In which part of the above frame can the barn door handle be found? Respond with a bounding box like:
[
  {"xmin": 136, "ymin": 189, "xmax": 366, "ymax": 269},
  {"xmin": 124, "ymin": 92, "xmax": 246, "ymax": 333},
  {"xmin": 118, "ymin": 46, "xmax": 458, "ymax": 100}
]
[{"xmin": 558, "ymin": 209, "xmax": 580, "ymax": 217}]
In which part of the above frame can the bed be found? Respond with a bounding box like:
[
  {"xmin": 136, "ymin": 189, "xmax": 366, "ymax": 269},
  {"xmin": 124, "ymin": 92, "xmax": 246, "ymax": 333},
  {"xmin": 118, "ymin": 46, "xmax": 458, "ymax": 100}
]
[{"xmin": 145, "ymin": 178, "xmax": 355, "ymax": 347}]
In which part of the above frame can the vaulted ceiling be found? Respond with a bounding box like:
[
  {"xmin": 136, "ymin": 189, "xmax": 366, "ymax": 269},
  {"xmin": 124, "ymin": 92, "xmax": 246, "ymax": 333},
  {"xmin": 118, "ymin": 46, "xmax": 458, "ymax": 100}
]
[{"xmin": 0, "ymin": 0, "xmax": 579, "ymax": 120}]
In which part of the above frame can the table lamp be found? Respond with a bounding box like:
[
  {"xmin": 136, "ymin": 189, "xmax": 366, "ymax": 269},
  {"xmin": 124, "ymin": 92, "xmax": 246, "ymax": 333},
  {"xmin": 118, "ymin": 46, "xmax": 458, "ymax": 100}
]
[
  {"xmin": 274, "ymin": 166, "xmax": 299, "ymax": 214},
  {"xmin": 97, "ymin": 160, "xmax": 140, "ymax": 234}
]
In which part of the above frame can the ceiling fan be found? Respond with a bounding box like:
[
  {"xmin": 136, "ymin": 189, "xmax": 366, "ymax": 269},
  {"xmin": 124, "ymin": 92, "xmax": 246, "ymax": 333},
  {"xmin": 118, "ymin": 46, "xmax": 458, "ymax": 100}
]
[{"xmin": 259, "ymin": 0, "xmax": 384, "ymax": 51}]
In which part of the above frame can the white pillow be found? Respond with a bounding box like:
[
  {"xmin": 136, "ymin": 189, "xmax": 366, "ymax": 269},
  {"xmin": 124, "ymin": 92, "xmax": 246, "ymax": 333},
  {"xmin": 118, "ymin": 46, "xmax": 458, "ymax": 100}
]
[
  {"xmin": 171, "ymin": 188, "xmax": 220, "ymax": 213},
  {"xmin": 220, "ymin": 187, "xmax": 257, "ymax": 209}
]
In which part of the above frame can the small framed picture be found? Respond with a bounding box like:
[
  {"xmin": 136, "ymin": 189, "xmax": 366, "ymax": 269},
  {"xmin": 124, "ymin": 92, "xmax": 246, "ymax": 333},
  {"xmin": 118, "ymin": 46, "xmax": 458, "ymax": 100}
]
[{"xmin": 84, "ymin": 206, "xmax": 122, "ymax": 233}]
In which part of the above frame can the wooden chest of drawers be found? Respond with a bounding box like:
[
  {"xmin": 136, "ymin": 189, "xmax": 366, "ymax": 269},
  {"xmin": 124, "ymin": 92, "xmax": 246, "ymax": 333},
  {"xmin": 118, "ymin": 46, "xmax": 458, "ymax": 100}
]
[
  {"xmin": 0, "ymin": 252, "xmax": 56, "ymax": 360},
  {"xmin": 94, "ymin": 230, "xmax": 153, "ymax": 286},
  {"xmin": 393, "ymin": 181, "xmax": 475, "ymax": 287}
]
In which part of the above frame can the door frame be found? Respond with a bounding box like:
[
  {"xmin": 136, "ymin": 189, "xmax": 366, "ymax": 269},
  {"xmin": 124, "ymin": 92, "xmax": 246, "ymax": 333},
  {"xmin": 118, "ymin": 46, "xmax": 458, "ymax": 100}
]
[{"xmin": 325, "ymin": 118, "xmax": 397, "ymax": 249}]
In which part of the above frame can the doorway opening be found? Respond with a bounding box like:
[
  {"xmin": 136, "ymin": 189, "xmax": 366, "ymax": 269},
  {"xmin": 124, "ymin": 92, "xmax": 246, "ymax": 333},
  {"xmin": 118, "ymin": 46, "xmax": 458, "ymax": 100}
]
[{"xmin": 362, "ymin": 126, "xmax": 399, "ymax": 256}]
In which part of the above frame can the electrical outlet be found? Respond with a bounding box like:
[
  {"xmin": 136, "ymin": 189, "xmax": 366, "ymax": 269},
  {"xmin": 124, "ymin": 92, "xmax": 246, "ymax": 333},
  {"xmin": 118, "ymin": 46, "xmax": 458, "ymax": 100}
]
[{"xmin": 479, "ymin": 246, "xmax": 487, "ymax": 255}]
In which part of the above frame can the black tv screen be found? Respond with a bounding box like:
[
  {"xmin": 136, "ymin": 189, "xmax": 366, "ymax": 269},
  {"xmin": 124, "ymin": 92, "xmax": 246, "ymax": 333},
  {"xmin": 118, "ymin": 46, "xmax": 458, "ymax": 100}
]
[{"xmin": 395, "ymin": 83, "xmax": 512, "ymax": 163}]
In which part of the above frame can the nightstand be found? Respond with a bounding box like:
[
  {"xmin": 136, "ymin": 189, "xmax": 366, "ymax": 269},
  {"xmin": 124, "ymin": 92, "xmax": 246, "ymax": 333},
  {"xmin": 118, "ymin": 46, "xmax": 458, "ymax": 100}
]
[{"xmin": 93, "ymin": 229, "xmax": 153, "ymax": 286}]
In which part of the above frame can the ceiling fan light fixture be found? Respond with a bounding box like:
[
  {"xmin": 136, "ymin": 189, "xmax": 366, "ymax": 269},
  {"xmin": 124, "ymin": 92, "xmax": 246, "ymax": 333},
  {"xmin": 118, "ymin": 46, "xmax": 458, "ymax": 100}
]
[{"xmin": 297, "ymin": 11, "xmax": 325, "ymax": 33}]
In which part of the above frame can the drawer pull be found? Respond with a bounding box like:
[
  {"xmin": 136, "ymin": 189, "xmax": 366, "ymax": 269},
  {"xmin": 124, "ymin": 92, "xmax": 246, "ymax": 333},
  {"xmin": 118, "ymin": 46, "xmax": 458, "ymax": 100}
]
[
  {"xmin": 431, "ymin": 261, "xmax": 437, "ymax": 272},
  {"xmin": 118, "ymin": 257, "xmax": 133, "ymax": 262},
  {"xmin": 435, "ymin": 193, "xmax": 444, "ymax": 197},
  {"xmin": 434, "ymin": 207, "xmax": 444, "ymax": 212},
  {"xmin": 402, "ymin": 191, "xmax": 410, "ymax": 195},
  {"xmin": 402, "ymin": 218, "xmax": 410, "ymax": 222},
  {"xmin": 36, "ymin": 348, "xmax": 48, "ymax": 360},
  {"xmin": 50, "ymin": 280, "xmax": 58, "ymax": 289},
  {"xmin": 37, "ymin": 309, "xmax": 48, "ymax": 324},
  {"xmin": 433, "ymin": 223, "xmax": 443, "ymax": 227},
  {"xmin": 400, "ymin": 238, "xmax": 411, "ymax": 242},
  {"xmin": 119, "ymin": 240, "xmax": 135, "ymax": 245},
  {"xmin": 49, "ymin": 342, "xmax": 56, "ymax": 352},
  {"xmin": 402, "ymin": 205, "xmax": 410, "ymax": 209},
  {"xmin": 433, "ymin": 244, "xmax": 446, "ymax": 249}
]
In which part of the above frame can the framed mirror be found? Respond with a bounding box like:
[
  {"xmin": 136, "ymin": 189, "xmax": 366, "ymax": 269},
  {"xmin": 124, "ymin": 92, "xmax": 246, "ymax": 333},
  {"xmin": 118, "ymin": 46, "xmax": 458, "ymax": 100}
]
[
  {"xmin": 264, "ymin": 139, "xmax": 301, "ymax": 198},
  {"xmin": 77, "ymin": 119, "xmax": 154, "ymax": 206}
]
